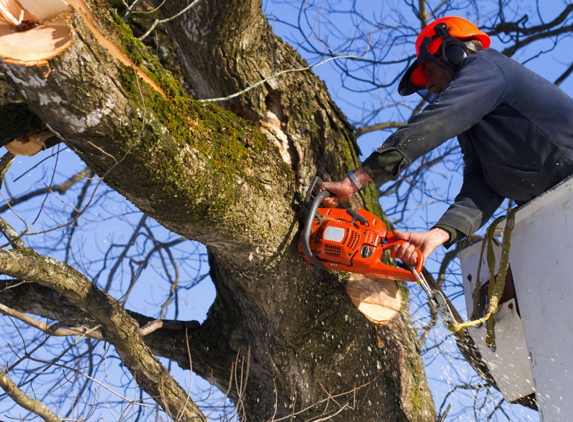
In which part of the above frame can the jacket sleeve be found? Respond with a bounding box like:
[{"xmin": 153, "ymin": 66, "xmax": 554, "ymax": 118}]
[
  {"xmin": 361, "ymin": 149, "xmax": 405, "ymax": 182},
  {"xmin": 362, "ymin": 52, "xmax": 508, "ymax": 242},
  {"xmin": 434, "ymin": 146, "xmax": 504, "ymax": 240},
  {"xmin": 362, "ymin": 51, "xmax": 505, "ymax": 184}
]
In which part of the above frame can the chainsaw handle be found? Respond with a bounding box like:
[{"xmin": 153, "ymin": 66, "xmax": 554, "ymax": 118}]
[
  {"xmin": 346, "ymin": 208, "xmax": 367, "ymax": 225},
  {"xmin": 301, "ymin": 188, "xmax": 331, "ymax": 270},
  {"xmin": 382, "ymin": 239, "xmax": 425, "ymax": 275}
]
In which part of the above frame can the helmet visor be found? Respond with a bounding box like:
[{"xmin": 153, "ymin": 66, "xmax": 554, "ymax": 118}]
[
  {"xmin": 398, "ymin": 35, "xmax": 439, "ymax": 96},
  {"xmin": 398, "ymin": 59, "xmax": 425, "ymax": 96}
]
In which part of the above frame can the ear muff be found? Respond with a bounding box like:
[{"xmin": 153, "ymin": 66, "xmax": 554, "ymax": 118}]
[
  {"xmin": 442, "ymin": 41, "xmax": 468, "ymax": 67},
  {"xmin": 434, "ymin": 23, "xmax": 468, "ymax": 69}
]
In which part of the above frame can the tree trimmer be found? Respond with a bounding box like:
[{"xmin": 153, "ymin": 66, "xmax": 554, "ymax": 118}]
[{"xmin": 298, "ymin": 176, "xmax": 457, "ymax": 329}]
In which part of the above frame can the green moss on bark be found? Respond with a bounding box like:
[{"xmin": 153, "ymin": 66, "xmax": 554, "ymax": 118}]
[{"xmin": 81, "ymin": 13, "xmax": 292, "ymax": 230}]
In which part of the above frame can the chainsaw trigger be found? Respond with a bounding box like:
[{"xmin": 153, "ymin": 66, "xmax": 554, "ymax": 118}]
[{"xmin": 382, "ymin": 239, "xmax": 425, "ymax": 274}]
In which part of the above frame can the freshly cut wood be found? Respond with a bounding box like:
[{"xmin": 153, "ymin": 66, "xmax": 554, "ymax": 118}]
[
  {"xmin": 6, "ymin": 128, "xmax": 52, "ymax": 156},
  {"xmin": 15, "ymin": 0, "xmax": 70, "ymax": 22},
  {"xmin": 345, "ymin": 274, "xmax": 402, "ymax": 325},
  {"xmin": 0, "ymin": 16, "xmax": 72, "ymax": 67},
  {"xmin": 0, "ymin": 0, "xmax": 32, "ymax": 25},
  {"xmin": 0, "ymin": 0, "xmax": 69, "ymax": 25},
  {"xmin": 0, "ymin": 0, "xmax": 165, "ymax": 96},
  {"xmin": 0, "ymin": 0, "xmax": 72, "ymax": 67}
]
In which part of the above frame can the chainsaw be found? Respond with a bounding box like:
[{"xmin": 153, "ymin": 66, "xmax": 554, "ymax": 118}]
[{"xmin": 298, "ymin": 176, "xmax": 457, "ymax": 328}]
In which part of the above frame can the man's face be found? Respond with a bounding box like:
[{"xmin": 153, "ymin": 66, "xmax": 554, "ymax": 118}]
[{"xmin": 421, "ymin": 59, "xmax": 453, "ymax": 95}]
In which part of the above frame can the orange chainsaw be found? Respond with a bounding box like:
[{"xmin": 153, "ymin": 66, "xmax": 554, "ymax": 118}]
[{"xmin": 298, "ymin": 176, "xmax": 457, "ymax": 328}]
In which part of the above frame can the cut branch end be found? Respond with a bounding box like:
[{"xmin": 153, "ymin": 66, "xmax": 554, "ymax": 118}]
[{"xmin": 0, "ymin": 0, "xmax": 72, "ymax": 67}]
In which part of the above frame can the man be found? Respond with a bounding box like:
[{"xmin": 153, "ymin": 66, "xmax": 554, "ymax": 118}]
[{"xmin": 322, "ymin": 16, "xmax": 573, "ymax": 265}]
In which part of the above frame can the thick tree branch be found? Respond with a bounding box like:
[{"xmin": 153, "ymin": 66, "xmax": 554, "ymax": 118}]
[
  {"xmin": 0, "ymin": 248, "xmax": 206, "ymax": 421},
  {"xmin": 0, "ymin": 278, "xmax": 202, "ymax": 363},
  {"xmin": 0, "ymin": 0, "xmax": 436, "ymax": 420},
  {"xmin": 0, "ymin": 102, "xmax": 45, "ymax": 147},
  {"xmin": 0, "ymin": 367, "xmax": 61, "ymax": 422}
]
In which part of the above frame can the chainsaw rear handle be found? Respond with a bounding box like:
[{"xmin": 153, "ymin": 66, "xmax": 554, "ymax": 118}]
[{"xmin": 381, "ymin": 238, "xmax": 424, "ymax": 275}]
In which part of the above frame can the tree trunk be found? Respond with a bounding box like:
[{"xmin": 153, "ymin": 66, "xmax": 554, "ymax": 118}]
[{"xmin": 0, "ymin": 0, "xmax": 435, "ymax": 420}]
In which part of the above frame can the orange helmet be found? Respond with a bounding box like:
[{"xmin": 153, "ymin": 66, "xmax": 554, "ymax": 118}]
[{"xmin": 398, "ymin": 16, "xmax": 491, "ymax": 96}]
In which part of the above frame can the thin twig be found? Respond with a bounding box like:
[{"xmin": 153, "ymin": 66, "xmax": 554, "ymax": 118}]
[
  {"xmin": 0, "ymin": 303, "xmax": 104, "ymax": 340},
  {"xmin": 122, "ymin": 0, "xmax": 145, "ymax": 20},
  {"xmin": 200, "ymin": 52, "xmax": 368, "ymax": 103},
  {"xmin": 138, "ymin": 0, "xmax": 201, "ymax": 41}
]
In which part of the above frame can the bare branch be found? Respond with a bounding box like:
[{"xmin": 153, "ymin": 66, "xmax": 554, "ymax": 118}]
[
  {"xmin": 122, "ymin": 0, "xmax": 145, "ymax": 20},
  {"xmin": 200, "ymin": 51, "xmax": 369, "ymax": 103},
  {"xmin": 356, "ymin": 121, "xmax": 406, "ymax": 137},
  {"xmin": 0, "ymin": 167, "xmax": 92, "ymax": 251},
  {"xmin": 0, "ymin": 302, "xmax": 103, "ymax": 340},
  {"xmin": 0, "ymin": 367, "xmax": 61, "ymax": 422},
  {"xmin": 0, "ymin": 151, "xmax": 15, "ymax": 188},
  {"xmin": 0, "ymin": 216, "xmax": 25, "ymax": 249},
  {"xmin": 0, "ymin": 248, "xmax": 207, "ymax": 421}
]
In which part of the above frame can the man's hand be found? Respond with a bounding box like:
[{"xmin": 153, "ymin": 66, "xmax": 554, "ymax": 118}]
[
  {"xmin": 391, "ymin": 227, "xmax": 451, "ymax": 265},
  {"xmin": 321, "ymin": 166, "xmax": 372, "ymax": 206},
  {"xmin": 320, "ymin": 178, "xmax": 356, "ymax": 207}
]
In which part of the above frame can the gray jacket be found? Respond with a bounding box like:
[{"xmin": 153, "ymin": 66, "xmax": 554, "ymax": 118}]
[{"xmin": 362, "ymin": 48, "xmax": 573, "ymax": 240}]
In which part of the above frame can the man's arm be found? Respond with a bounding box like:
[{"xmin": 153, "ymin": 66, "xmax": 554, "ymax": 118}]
[
  {"xmin": 392, "ymin": 152, "xmax": 504, "ymax": 264},
  {"xmin": 322, "ymin": 52, "xmax": 507, "ymax": 259},
  {"xmin": 434, "ymin": 148, "xmax": 504, "ymax": 239},
  {"xmin": 321, "ymin": 151, "xmax": 503, "ymax": 264}
]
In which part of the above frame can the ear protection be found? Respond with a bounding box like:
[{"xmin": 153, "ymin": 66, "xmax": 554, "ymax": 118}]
[{"xmin": 433, "ymin": 22, "xmax": 469, "ymax": 69}]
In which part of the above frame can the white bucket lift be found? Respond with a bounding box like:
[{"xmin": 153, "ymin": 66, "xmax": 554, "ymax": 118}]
[{"xmin": 458, "ymin": 175, "xmax": 573, "ymax": 421}]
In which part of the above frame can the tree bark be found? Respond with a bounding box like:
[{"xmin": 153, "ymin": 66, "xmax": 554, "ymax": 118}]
[{"xmin": 0, "ymin": 0, "xmax": 435, "ymax": 420}]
